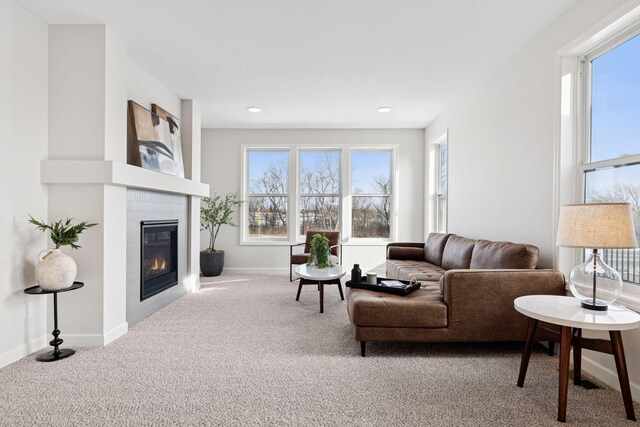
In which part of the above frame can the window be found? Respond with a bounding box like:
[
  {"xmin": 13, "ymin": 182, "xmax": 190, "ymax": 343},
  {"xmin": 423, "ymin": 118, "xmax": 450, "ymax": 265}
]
[
  {"xmin": 351, "ymin": 150, "xmax": 392, "ymax": 238},
  {"xmin": 581, "ymin": 32, "xmax": 640, "ymax": 285},
  {"xmin": 247, "ymin": 150, "xmax": 289, "ymax": 238},
  {"xmin": 436, "ymin": 143, "xmax": 448, "ymax": 233},
  {"xmin": 299, "ymin": 150, "xmax": 340, "ymax": 235}
]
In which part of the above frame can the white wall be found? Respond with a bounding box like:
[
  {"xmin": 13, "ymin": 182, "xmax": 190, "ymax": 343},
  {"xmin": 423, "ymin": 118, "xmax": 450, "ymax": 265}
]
[
  {"xmin": 425, "ymin": 0, "xmax": 630, "ymax": 268},
  {"xmin": 0, "ymin": 0, "xmax": 49, "ymax": 367},
  {"xmin": 128, "ymin": 60, "xmax": 182, "ymax": 122},
  {"xmin": 425, "ymin": 0, "xmax": 640, "ymax": 400},
  {"xmin": 201, "ymin": 129, "xmax": 424, "ymax": 274}
]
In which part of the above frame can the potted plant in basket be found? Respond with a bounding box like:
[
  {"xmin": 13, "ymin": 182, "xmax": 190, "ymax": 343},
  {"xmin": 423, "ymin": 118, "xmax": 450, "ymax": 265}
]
[
  {"xmin": 200, "ymin": 192, "xmax": 243, "ymax": 276},
  {"xmin": 28, "ymin": 216, "xmax": 97, "ymax": 291},
  {"xmin": 307, "ymin": 233, "xmax": 333, "ymax": 269}
]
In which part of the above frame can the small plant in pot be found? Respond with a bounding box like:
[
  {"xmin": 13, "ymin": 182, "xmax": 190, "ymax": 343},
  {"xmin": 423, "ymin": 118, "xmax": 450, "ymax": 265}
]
[
  {"xmin": 307, "ymin": 233, "xmax": 334, "ymax": 269},
  {"xmin": 29, "ymin": 216, "xmax": 97, "ymax": 291},
  {"xmin": 200, "ymin": 192, "xmax": 243, "ymax": 277}
]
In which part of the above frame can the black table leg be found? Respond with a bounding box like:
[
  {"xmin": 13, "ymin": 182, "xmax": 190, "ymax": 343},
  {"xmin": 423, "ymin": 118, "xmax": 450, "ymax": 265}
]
[
  {"xmin": 37, "ymin": 292, "xmax": 75, "ymax": 362},
  {"xmin": 517, "ymin": 318, "xmax": 537, "ymax": 387}
]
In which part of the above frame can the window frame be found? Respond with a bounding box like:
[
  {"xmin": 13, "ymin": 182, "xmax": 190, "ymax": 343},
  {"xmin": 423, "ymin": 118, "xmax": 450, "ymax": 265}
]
[
  {"xmin": 427, "ymin": 130, "xmax": 448, "ymax": 234},
  {"xmin": 240, "ymin": 144, "xmax": 398, "ymax": 246},
  {"xmin": 241, "ymin": 147, "xmax": 292, "ymax": 244},
  {"xmin": 348, "ymin": 148, "xmax": 395, "ymax": 242},
  {"xmin": 297, "ymin": 148, "xmax": 342, "ymax": 238},
  {"xmin": 558, "ymin": 18, "xmax": 640, "ymax": 309}
]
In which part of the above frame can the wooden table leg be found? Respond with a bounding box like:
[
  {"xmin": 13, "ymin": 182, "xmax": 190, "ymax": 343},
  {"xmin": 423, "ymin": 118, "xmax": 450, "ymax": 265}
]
[
  {"xmin": 319, "ymin": 282, "xmax": 324, "ymax": 313},
  {"xmin": 295, "ymin": 281, "xmax": 303, "ymax": 301},
  {"xmin": 573, "ymin": 328, "xmax": 582, "ymax": 385},
  {"xmin": 610, "ymin": 331, "xmax": 636, "ymax": 421},
  {"xmin": 558, "ymin": 326, "xmax": 571, "ymax": 422},
  {"xmin": 517, "ymin": 318, "xmax": 537, "ymax": 387}
]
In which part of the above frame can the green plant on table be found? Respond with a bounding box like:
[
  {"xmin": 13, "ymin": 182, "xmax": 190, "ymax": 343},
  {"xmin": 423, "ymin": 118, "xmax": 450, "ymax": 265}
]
[
  {"xmin": 307, "ymin": 233, "xmax": 333, "ymax": 268},
  {"xmin": 28, "ymin": 216, "xmax": 97, "ymax": 250}
]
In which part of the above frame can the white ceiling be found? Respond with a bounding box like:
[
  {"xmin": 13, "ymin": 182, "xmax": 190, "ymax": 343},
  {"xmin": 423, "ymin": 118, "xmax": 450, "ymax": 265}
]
[{"xmin": 18, "ymin": 0, "xmax": 577, "ymax": 129}]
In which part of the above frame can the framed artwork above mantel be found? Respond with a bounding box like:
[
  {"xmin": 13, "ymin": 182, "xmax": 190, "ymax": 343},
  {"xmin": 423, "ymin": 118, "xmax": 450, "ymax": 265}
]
[{"xmin": 127, "ymin": 100, "xmax": 185, "ymax": 178}]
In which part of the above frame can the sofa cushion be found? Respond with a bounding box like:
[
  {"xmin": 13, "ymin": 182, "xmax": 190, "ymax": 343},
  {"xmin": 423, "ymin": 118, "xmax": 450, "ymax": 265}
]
[
  {"xmin": 386, "ymin": 259, "xmax": 444, "ymax": 283},
  {"xmin": 424, "ymin": 233, "xmax": 451, "ymax": 266},
  {"xmin": 441, "ymin": 235, "xmax": 477, "ymax": 270},
  {"xmin": 348, "ymin": 283, "xmax": 447, "ymax": 328},
  {"xmin": 470, "ymin": 240, "xmax": 539, "ymax": 269}
]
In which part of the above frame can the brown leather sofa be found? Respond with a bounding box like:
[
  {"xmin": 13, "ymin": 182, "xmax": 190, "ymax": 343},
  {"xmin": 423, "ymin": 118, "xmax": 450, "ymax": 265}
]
[{"xmin": 347, "ymin": 233, "xmax": 566, "ymax": 356}]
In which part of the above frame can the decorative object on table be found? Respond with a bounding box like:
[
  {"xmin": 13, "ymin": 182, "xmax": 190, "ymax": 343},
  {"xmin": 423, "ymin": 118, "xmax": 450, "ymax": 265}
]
[
  {"xmin": 151, "ymin": 103, "xmax": 185, "ymax": 178},
  {"xmin": 127, "ymin": 100, "xmax": 182, "ymax": 176},
  {"xmin": 350, "ymin": 264, "xmax": 361, "ymax": 283},
  {"xmin": 367, "ymin": 272, "xmax": 377, "ymax": 284},
  {"xmin": 28, "ymin": 216, "xmax": 97, "ymax": 291},
  {"xmin": 289, "ymin": 231, "xmax": 341, "ymax": 281},
  {"xmin": 24, "ymin": 282, "xmax": 84, "ymax": 362},
  {"xmin": 556, "ymin": 202, "xmax": 637, "ymax": 311},
  {"xmin": 307, "ymin": 233, "xmax": 333, "ymax": 268},
  {"xmin": 200, "ymin": 192, "xmax": 243, "ymax": 276},
  {"xmin": 346, "ymin": 277, "xmax": 421, "ymax": 296}
]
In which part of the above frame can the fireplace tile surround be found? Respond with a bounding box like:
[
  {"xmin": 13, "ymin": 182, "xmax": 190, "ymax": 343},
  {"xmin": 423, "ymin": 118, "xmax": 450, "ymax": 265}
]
[{"xmin": 127, "ymin": 189, "xmax": 188, "ymax": 325}]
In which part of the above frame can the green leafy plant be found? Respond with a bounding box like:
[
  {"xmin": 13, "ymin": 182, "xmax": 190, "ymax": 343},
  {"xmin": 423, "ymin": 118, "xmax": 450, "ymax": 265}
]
[
  {"xmin": 307, "ymin": 233, "xmax": 333, "ymax": 268},
  {"xmin": 201, "ymin": 192, "xmax": 243, "ymax": 252},
  {"xmin": 28, "ymin": 215, "xmax": 98, "ymax": 250}
]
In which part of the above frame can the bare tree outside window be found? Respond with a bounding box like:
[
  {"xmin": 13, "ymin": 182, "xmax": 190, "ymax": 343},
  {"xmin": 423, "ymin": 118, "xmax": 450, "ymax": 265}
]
[
  {"xmin": 247, "ymin": 151, "xmax": 288, "ymax": 237},
  {"xmin": 351, "ymin": 151, "xmax": 392, "ymax": 238},
  {"xmin": 299, "ymin": 151, "xmax": 340, "ymax": 235}
]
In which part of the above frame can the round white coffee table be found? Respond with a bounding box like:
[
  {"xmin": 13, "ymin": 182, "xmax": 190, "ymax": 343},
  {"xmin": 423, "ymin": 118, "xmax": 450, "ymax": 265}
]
[
  {"xmin": 294, "ymin": 264, "xmax": 346, "ymax": 313},
  {"xmin": 514, "ymin": 295, "xmax": 640, "ymax": 422}
]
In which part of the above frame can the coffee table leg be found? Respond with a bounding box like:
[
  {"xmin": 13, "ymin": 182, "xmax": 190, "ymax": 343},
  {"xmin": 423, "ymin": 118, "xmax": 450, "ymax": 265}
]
[
  {"xmin": 573, "ymin": 328, "xmax": 582, "ymax": 385},
  {"xmin": 558, "ymin": 326, "xmax": 571, "ymax": 422},
  {"xmin": 319, "ymin": 282, "xmax": 324, "ymax": 313},
  {"xmin": 517, "ymin": 317, "xmax": 537, "ymax": 387},
  {"xmin": 337, "ymin": 281, "xmax": 344, "ymax": 300},
  {"xmin": 610, "ymin": 331, "xmax": 636, "ymax": 421}
]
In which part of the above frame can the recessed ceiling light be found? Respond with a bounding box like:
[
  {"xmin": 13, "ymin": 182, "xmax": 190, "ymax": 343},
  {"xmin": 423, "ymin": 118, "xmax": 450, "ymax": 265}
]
[
  {"xmin": 377, "ymin": 107, "xmax": 391, "ymax": 113},
  {"xmin": 247, "ymin": 106, "xmax": 262, "ymax": 113}
]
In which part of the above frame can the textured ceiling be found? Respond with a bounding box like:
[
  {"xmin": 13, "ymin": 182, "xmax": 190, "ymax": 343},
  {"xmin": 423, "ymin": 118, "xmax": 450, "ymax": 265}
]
[{"xmin": 18, "ymin": 0, "xmax": 577, "ymax": 128}]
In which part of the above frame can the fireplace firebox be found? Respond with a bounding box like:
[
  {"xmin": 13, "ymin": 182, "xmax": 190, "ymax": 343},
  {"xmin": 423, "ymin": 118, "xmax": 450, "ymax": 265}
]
[{"xmin": 140, "ymin": 220, "xmax": 178, "ymax": 301}]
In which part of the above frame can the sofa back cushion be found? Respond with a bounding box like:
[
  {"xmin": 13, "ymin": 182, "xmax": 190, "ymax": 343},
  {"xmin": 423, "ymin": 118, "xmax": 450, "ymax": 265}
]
[
  {"xmin": 441, "ymin": 235, "xmax": 477, "ymax": 270},
  {"xmin": 470, "ymin": 240, "xmax": 539, "ymax": 269},
  {"xmin": 424, "ymin": 233, "xmax": 451, "ymax": 266}
]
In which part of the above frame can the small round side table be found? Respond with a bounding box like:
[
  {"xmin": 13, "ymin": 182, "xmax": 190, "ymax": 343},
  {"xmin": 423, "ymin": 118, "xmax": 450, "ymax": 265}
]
[
  {"xmin": 515, "ymin": 295, "xmax": 640, "ymax": 422},
  {"xmin": 294, "ymin": 265, "xmax": 346, "ymax": 313},
  {"xmin": 24, "ymin": 281, "xmax": 84, "ymax": 362}
]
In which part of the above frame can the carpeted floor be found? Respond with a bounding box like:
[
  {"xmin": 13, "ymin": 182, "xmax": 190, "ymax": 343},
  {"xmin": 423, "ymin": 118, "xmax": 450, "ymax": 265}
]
[{"xmin": 1, "ymin": 274, "xmax": 638, "ymax": 426}]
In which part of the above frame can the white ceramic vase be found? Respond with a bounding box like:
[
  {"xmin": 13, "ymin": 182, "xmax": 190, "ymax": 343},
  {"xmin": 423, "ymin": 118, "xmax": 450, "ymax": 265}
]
[{"xmin": 35, "ymin": 248, "xmax": 77, "ymax": 291}]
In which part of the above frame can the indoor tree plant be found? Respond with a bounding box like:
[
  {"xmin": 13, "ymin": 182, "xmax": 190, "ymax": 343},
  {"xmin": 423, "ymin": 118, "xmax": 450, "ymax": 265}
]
[
  {"xmin": 200, "ymin": 192, "xmax": 243, "ymax": 276},
  {"xmin": 28, "ymin": 215, "xmax": 97, "ymax": 290},
  {"xmin": 307, "ymin": 233, "xmax": 333, "ymax": 268}
]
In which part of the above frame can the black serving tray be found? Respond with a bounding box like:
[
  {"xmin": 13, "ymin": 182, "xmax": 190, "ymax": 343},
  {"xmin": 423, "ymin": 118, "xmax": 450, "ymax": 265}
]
[{"xmin": 345, "ymin": 277, "xmax": 421, "ymax": 296}]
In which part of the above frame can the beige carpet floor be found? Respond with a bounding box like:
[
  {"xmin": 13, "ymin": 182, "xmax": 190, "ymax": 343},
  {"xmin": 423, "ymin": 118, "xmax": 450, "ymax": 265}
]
[{"xmin": 1, "ymin": 274, "xmax": 638, "ymax": 426}]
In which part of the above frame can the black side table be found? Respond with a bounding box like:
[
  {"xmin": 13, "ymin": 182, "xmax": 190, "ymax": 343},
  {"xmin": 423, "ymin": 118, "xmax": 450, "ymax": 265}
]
[{"xmin": 24, "ymin": 282, "xmax": 84, "ymax": 362}]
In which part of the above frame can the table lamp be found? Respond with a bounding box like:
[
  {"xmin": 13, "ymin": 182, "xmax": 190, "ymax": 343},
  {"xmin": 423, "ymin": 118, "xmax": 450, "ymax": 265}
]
[{"xmin": 556, "ymin": 203, "xmax": 637, "ymax": 311}]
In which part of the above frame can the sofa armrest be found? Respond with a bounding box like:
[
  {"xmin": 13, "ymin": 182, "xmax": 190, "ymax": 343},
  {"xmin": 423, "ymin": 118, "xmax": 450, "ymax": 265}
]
[
  {"xmin": 386, "ymin": 242, "xmax": 425, "ymax": 260},
  {"xmin": 442, "ymin": 269, "xmax": 566, "ymax": 339}
]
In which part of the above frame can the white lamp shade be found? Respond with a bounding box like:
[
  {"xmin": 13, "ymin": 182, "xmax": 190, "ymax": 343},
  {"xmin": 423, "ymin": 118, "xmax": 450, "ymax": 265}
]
[{"xmin": 556, "ymin": 203, "xmax": 637, "ymax": 249}]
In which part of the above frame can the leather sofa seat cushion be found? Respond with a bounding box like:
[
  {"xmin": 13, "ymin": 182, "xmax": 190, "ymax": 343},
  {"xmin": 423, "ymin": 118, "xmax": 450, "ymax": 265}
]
[
  {"xmin": 470, "ymin": 240, "xmax": 539, "ymax": 269},
  {"xmin": 348, "ymin": 283, "xmax": 447, "ymax": 328},
  {"xmin": 386, "ymin": 259, "xmax": 444, "ymax": 283},
  {"xmin": 441, "ymin": 235, "xmax": 477, "ymax": 270},
  {"xmin": 424, "ymin": 233, "xmax": 451, "ymax": 266}
]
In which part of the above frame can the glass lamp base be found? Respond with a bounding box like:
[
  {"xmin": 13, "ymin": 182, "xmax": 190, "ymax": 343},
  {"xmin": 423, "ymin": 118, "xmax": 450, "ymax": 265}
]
[{"xmin": 580, "ymin": 300, "xmax": 608, "ymax": 311}]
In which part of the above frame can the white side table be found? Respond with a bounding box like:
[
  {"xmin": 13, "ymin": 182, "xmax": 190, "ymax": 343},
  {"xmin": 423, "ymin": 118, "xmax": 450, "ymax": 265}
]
[
  {"xmin": 294, "ymin": 264, "xmax": 346, "ymax": 313},
  {"xmin": 515, "ymin": 295, "xmax": 640, "ymax": 422}
]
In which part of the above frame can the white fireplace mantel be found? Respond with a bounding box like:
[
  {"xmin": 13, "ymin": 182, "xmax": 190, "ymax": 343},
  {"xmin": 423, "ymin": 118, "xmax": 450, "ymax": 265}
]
[{"xmin": 41, "ymin": 160, "xmax": 209, "ymax": 197}]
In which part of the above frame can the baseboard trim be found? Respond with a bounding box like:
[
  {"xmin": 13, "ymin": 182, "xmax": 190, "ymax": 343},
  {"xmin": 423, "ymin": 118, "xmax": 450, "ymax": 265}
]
[
  {"xmin": 62, "ymin": 322, "xmax": 129, "ymax": 347},
  {"xmin": 0, "ymin": 335, "xmax": 48, "ymax": 368},
  {"xmin": 581, "ymin": 355, "xmax": 640, "ymax": 402},
  {"xmin": 221, "ymin": 267, "xmax": 288, "ymax": 275}
]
